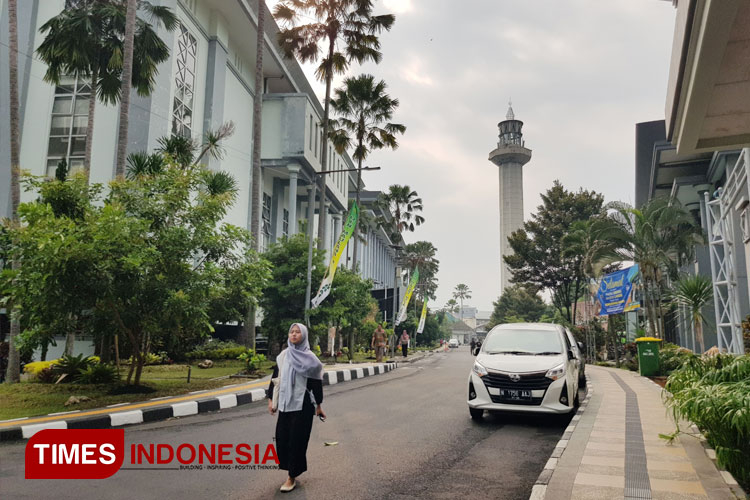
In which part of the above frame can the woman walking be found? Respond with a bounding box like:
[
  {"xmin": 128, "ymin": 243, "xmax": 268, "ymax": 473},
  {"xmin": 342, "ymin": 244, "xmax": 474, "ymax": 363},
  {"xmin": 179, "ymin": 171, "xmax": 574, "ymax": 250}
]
[
  {"xmin": 400, "ymin": 329, "xmax": 410, "ymax": 357},
  {"xmin": 267, "ymin": 323, "xmax": 326, "ymax": 492}
]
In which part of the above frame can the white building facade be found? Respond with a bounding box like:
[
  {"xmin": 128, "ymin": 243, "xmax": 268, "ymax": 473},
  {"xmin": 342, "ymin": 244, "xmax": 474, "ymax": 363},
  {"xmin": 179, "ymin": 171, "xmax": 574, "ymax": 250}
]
[{"xmin": 0, "ymin": 0, "xmax": 399, "ymax": 323}]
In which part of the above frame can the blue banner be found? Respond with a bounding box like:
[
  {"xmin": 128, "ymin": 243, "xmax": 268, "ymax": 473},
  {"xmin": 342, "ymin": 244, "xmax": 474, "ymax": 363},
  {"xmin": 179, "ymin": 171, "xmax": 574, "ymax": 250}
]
[{"xmin": 597, "ymin": 265, "xmax": 641, "ymax": 316}]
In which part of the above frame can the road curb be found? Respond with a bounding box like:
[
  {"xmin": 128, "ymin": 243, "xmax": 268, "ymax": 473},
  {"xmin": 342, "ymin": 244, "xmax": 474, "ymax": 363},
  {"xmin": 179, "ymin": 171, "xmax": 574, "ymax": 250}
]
[
  {"xmin": 528, "ymin": 373, "xmax": 593, "ymax": 500},
  {"xmin": 0, "ymin": 361, "xmax": 399, "ymax": 443}
]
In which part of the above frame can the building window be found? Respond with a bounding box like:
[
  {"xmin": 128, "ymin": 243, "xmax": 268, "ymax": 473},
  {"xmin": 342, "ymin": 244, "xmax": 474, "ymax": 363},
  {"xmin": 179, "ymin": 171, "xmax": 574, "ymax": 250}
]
[
  {"xmin": 171, "ymin": 22, "xmax": 197, "ymax": 138},
  {"xmin": 46, "ymin": 75, "xmax": 90, "ymax": 178},
  {"xmin": 309, "ymin": 115, "xmax": 313, "ymax": 150},
  {"xmin": 261, "ymin": 192, "xmax": 272, "ymax": 250},
  {"xmin": 314, "ymin": 123, "xmax": 319, "ymax": 157},
  {"xmin": 741, "ymin": 206, "xmax": 750, "ymax": 243},
  {"xmin": 283, "ymin": 209, "xmax": 289, "ymax": 237}
]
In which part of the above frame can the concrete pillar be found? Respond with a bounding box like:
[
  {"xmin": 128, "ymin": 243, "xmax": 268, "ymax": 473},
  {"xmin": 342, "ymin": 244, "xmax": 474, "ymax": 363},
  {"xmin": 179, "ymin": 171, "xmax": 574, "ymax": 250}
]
[
  {"xmin": 287, "ymin": 165, "xmax": 300, "ymax": 235},
  {"xmin": 202, "ymin": 37, "xmax": 228, "ymax": 169}
]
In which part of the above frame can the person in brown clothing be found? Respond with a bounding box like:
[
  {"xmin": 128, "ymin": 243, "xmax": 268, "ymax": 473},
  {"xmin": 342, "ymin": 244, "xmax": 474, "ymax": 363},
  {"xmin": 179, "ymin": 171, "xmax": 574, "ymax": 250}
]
[{"xmin": 371, "ymin": 323, "xmax": 387, "ymax": 362}]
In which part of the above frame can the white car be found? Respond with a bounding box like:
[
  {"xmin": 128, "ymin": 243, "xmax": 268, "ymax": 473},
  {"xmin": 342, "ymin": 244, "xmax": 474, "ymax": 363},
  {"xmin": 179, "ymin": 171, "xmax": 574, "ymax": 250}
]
[
  {"xmin": 448, "ymin": 338, "xmax": 460, "ymax": 348},
  {"xmin": 467, "ymin": 323, "xmax": 581, "ymax": 419}
]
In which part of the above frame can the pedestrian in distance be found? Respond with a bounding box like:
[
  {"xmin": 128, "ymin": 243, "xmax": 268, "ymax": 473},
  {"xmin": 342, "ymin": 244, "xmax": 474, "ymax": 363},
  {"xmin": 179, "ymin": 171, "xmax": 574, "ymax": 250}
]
[
  {"xmin": 470, "ymin": 337, "xmax": 476, "ymax": 353},
  {"xmin": 400, "ymin": 329, "xmax": 410, "ymax": 357},
  {"xmin": 267, "ymin": 323, "xmax": 326, "ymax": 493},
  {"xmin": 371, "ymin": 323, "xmax": 387, "ymax": 363}
]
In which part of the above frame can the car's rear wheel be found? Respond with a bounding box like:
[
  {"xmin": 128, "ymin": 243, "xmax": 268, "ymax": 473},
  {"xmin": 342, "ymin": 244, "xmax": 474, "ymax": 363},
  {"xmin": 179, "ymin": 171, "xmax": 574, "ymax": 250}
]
[{"xmin": 469, "ymin": 407, "xmax": 484, "ymax": 421}]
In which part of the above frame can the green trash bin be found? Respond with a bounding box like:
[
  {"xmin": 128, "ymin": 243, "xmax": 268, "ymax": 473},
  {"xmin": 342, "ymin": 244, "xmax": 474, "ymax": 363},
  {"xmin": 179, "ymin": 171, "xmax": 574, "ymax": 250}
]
[{"xmin": 635, "ymin": 337, "xmax": 662, "ymax": 376}]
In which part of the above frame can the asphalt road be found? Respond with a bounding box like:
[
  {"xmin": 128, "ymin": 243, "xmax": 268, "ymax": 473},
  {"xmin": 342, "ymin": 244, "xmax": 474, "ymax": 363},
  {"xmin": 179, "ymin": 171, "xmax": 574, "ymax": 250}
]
[{"xmin": 1, "ymin": 346, "xmax": 578, "ymax": 500}]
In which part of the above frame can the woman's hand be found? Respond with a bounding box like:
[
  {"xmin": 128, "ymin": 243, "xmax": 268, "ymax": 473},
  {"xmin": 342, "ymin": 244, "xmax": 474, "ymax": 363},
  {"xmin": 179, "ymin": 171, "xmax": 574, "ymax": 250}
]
[
  {"xmin": 316, "ymin": 406, "xmax": 326, "ymax": 420},
  {"xmin": 268, "ymin": 399, "xmax": 276, "ymax": 415}
]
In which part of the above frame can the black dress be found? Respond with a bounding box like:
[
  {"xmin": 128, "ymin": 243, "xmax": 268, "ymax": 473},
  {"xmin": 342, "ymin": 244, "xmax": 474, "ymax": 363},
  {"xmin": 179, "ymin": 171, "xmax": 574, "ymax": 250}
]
[{"xmin": 267, "ymin": 365, "xmax": 323, "ymax": 478}]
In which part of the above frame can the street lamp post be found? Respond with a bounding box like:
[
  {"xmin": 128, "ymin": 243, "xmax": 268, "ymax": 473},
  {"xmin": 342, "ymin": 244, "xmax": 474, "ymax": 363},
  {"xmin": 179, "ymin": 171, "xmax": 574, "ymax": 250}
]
[
  {"xmin": 304, "ymin": 166, "xmax": 381, "ymax": 326},
  {"xmin": 389, "ymin": 244, "xmax": 402, "ymax": 359}
]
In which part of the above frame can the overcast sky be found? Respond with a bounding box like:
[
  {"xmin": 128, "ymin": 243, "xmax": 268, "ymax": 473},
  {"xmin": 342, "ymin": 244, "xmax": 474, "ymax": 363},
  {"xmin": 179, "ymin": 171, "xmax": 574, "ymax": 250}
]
[{"xmin": 269, "ymin": 0, "xmax": 677, "ymax": 312}]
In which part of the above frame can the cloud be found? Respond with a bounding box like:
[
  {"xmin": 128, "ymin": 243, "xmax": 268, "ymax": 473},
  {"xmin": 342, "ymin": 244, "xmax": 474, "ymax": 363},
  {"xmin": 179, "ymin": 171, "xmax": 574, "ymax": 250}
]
[{"xmin": 274, "ymin": 0, "xmax": 678, "ymax": 310}]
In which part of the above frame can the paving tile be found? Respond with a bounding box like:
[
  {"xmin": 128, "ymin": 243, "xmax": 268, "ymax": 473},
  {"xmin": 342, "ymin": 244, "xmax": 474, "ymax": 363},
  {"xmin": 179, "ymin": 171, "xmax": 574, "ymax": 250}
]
[
  {"xmin": 585, "ymin": 441, "xmax": 624, "ymax": 451},
  {"xmin": 651, "ymin": 492, "xmax": 708, "ymax": 500},
  {"xmin": 577, "ymin": 464, "xmax": 625, "ymax": 476},
  {"xmin": 580, "ymin": 455, "xmax": 623, "ymax": 468},
  {"xmin": 650, "ymin": 478, "xmax": 706, "ymax": 495},
  {"xmin": 646, "ymin": 468, "xmax": 701, "ymax": 482},
  {"xmin": 645, "ymin": 445, "xmax": 688, "ymax": 457},
  {"xmin": 569, "ymin": 484, "xmax": 624, "ymax": 500},
  {"xmin": 574, "ymin": 472, "xmax": 624, "ymax": 488},
  {"xmin": 647, "ymin": 460, "xmax": 696, "ymax": 472},
  {"xmin": 580, "ymin": 448, "xmax": 626, "ymax": 458}
]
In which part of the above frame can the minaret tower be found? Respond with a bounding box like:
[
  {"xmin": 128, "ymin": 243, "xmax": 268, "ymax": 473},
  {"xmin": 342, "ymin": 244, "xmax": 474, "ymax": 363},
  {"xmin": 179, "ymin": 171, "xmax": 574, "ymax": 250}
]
[{"xmin": 488, "ymin": 102, "xmax": 532, "ymax": 294}]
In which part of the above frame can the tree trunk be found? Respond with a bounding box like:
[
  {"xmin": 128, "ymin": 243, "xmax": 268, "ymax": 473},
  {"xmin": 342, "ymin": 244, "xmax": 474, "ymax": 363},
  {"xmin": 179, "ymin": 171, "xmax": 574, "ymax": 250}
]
[
  {"xmin": 64, "ymin": 329, "xmax": 75, "ymax": 356},
  {"xmin": 83, "ymin": 65, "xmax": 98, "ymax": 182},
  {"xmin": 695, "ymin": 316, "xmax": 705, "ymax": 354},
  {"xmin": 41, "ymin": 341, "xmax": 48, "ymax": 362},
  {"xmin": 348, "ymin": 329, "xmax": 354, "ymax": 361},
  {"xmin": 242, "ymin": 0, "xmax": 265, "ymax": 349},
  {"xmin": 316, "ymin": 37, "xmax": 336, "ymax": 251},
  {"xmin": 351, "ymin": 156, "xmax": 362, "ymax": 270},
  {"xmin": 6, "ymin": 0, "xmax": 22, "ymax": 384},
  {"xmin": 114, "ymin": 0, "xmax": 137, "ymax": 178}
]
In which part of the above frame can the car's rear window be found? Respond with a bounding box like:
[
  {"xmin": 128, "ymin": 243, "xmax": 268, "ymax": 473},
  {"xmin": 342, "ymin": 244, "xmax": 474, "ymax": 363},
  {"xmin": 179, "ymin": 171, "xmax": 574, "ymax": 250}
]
[{"xmin": 482, "ymin": 328, "xmax": 562, "ymax": 355}]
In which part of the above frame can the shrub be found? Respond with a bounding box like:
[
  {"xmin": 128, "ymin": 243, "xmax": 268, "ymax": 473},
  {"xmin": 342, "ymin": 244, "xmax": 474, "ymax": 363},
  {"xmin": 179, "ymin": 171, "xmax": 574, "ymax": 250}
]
[
  {"xmin": 313, "ymin": 345, "xmax": 321, "ymax": 357},
  {"xmin": 238, "ymin": 348, "xmax": 266, "ymax": 373},
  {"xmin": 664, "ymin": 354, "xmax": 750, "ymax": 489},
  {"xmin": 659, "ymin": 342, "xmax": 695, "ymax": 375},
  {"xmin": 186, "ymin": 340, "xmax": 246, "ymax": 360},
  {"xmin": 52, "ymin": 354, "xmax": 95, "ymax": 383},
  {"xmin": 77, "ymin": 364, "xmax": 118, "ymax": 384},
  {"xmin": 36, "ymin": 366, "xmax": 58, "ymax": 383},
  {"xmin": 24, "ymin": 359, "xmax": 61, "ymax": 374}
]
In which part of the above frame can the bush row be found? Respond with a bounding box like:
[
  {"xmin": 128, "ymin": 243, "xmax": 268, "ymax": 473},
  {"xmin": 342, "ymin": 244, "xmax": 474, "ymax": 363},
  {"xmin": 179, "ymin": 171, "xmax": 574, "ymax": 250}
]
[{"xmin": 664, "ymin": 354, "xmax": 750, "ymax": 490}]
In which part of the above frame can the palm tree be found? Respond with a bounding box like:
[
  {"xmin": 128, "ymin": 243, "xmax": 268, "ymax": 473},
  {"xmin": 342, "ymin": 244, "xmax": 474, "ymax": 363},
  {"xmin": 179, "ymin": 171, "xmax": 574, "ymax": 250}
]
[
  {"xmin": 597, "ymin": 197, "xmax": 704, "ymax": 338},
  {"xmin": 5, "ymin": 0, "xmax": 21, "ymax": 383},
  {"xmin": 669, "ymin": 275, "xmax": 713, "ymax": 353},
  {"xmin": 115, "ymin": 0, "xmax": 137, "ymax": 178},
  {"xmin": 453, "ymin": 284, "xmax": 472, "ymax": 324},
  {"xmin": 377, "ymin": 185, "xmax": 425, "ymax": 241},
  {"xmin": 243, "ymin": 0, "xmax": 267, "ymax": 349},
  {"xmin": 330, "ymin": 74, "xmax": 405, "ymax": 268},
  {"xmin": 273, "ymin": 0, "xmax": 395, "ymax": 251},
  {"xmin": 403, "ymin": 241, "xmax": 439, "ymax": 299},
  {"xmin": 37, "ymin": 0, "xmax": 176, "ymax": 182}
]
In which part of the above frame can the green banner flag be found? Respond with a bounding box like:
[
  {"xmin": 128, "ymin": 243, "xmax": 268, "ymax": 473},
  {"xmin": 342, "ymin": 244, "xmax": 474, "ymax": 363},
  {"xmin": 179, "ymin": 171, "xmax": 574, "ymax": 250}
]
[
  {"xmin": 417, "ymin": 299, "xmax": 428, "ymax": 334},
  {"xmin": 395, "ymin": 267, "xmax": 419, "ymax": 325},
  {"xmin": 311, "ymin": 202, "xmax": 359, "ymax": 309}
]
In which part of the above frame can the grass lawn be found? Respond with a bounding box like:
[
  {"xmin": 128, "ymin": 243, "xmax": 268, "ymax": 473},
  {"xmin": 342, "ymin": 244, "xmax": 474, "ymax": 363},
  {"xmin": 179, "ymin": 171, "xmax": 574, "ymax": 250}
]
[{"xmin": 0, "ymin": 360, "xmax": 272, "ymax": 421}]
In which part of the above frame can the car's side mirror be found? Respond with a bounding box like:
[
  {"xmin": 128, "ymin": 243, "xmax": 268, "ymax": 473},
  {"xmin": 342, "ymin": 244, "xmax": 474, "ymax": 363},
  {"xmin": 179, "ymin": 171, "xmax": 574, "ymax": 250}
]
[
  {"xmin": 577, "ymin": 342, "xmax": 584, "ymax": 352},
  {"xmin": 567, "ymin": 349, "xmax": 575, "ymax": 361}
]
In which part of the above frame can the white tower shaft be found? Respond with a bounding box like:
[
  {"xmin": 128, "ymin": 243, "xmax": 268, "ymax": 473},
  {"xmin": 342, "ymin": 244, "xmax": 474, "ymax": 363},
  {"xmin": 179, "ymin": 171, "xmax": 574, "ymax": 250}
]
[
  {"xmin": 497, "ymin": 162, "xmax": 524, "ymax": 292},
  {"xmin": 488, "ymin": 103, "xmax": 532, "ymax": 296}
]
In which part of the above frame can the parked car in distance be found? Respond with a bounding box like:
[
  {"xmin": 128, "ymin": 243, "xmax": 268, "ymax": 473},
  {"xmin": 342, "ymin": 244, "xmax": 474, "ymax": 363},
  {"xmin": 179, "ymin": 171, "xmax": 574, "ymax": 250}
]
[
  {"xmin": 467, "ymin": 323, "xmax": 582, "ymax": 420},
  {"xmin": 448, "ymin": 338, "xmax": 460, "ymax": 348}
]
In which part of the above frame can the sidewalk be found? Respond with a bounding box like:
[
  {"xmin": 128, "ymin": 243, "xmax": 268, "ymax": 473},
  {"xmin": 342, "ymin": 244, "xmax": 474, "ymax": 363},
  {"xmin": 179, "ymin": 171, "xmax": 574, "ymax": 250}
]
[
  {"xmin": 532, "ymin": 365, "xmax": 745, "ymax": 500},
  {"xmin": 0, "ymin": 360, "xmax": 398, "ymax": 442}
]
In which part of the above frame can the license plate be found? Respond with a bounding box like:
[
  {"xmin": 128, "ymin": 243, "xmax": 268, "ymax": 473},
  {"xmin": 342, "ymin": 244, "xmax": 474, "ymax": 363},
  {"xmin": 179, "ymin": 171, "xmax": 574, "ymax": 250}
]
[{"xmin": 500, "ymin": 389, "xmax": 532, "ymax": 400}]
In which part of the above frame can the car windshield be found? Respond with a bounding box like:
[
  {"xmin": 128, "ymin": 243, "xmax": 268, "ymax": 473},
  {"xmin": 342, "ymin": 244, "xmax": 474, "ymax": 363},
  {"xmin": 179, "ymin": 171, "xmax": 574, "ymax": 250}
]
[{"xmin": 483, "ymin": 328, "xmax": 563, "ymax": 355}]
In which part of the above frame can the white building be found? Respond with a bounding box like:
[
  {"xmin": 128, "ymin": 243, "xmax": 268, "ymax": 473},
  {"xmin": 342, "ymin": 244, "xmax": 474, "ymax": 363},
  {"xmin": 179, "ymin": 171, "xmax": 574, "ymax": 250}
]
[
  {"xmin": 0, "ymin": 0, "xmax": 399, "ymax": 327},
  {"xmin": 488, "ymin": 104, "xmax": 532, "ymax": 293}
]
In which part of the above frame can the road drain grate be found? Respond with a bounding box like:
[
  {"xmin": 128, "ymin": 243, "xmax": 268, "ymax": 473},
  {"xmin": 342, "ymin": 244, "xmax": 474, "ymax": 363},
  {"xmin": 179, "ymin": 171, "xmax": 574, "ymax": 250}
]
[{"xmin": 611, "ymin": 372, "xmax": 651, "ymax": 500}]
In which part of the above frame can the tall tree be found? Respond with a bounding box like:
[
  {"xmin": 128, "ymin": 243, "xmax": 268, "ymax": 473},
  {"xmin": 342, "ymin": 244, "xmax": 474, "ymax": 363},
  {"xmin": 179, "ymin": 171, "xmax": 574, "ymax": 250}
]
[
  {"xmin": 242, "ymin": 0, "xmax": 267, "ymax": 349},
  {"xmin": 599, "ymin": 197, "xmax": 704, "ymax": 337},
  {"xmin": 489, "ymin": 285, "xmax": 550, "ymax": 327},
  {"xmin": 37, "ymin": 0, "xmax": 176, "ymax": 181},
  {"xmin": 115, "ymin": 0, "xmax": 138, "ymax": 178},
  {"xmin": 5, "ymin": 0, "xmax": 21, "ymax": 383},
  {"xmin": 377, "ymin": 184, "xmax": 424, "ymax": 242},
  {"xmin": 505, "ymin": 181, "xmax": 604, "ymax": 323},
  {"xmin": 453, "ymin": 283, "xmax": 471, "ymax": 324},
  {"xmin": 402, "ymin": 240, "xmax": 439, "ymax": 299},
  {"xmin": 273, "ymin": 0, "xmax": 395, "ymax": 251},
  {"xmin": 330, "ymin": 74, "xmax": 405, "ymax": 268},
  {"xmin": 443, "ymin": 298, "xmax": 458, "ymax": 315}
]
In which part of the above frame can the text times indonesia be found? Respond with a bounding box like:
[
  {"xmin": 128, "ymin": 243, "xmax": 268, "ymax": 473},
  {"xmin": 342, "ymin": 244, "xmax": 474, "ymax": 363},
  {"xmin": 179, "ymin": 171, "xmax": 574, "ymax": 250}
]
[{"xmin": 26, "ymin": 429, "xmax": 279, "ymax": 479}]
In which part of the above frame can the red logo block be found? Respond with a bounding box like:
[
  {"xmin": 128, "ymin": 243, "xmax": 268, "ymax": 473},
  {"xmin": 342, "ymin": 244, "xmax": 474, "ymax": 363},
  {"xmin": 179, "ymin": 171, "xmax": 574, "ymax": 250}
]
[{"xmin": 25, "ymin": 429, "xmax": 125, "ymax": 479}]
